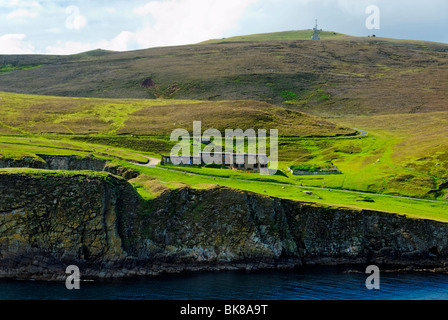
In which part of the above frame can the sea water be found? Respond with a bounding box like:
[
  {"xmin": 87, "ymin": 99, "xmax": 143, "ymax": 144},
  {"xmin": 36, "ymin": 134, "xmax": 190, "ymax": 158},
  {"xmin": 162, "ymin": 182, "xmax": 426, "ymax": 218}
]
[{"xmin": 1, "ymin": 268, "xmax": 448, "ymax": 300}]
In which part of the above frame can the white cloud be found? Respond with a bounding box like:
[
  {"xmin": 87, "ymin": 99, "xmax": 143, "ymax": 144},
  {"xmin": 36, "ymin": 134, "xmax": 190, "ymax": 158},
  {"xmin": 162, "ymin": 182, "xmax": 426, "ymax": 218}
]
[
  {"xmin": 104, "ymin": 7, "xmax": 117, "ymax": 14},
  {"xmin": 334, "ymin": 0, "xmax": 370, "ymax": 15},
  {"xmin": 106, "ymin": 31, "xmax": 136, "ymax": 51},
  {"xmin": 45, "ymin": 40, "xmax": 97, "ymax": 55},
  {"xmin": 0, "ymin": 0, "xmax": 20, "ymax": 8},
  {"xmin": 45, "ymin": 31, "xmax": 136, "ymax": 55},
  {"xmin": 0, "ymin": 33, "xmax": 35, "ymax": 54},
  {"xmin": 45, "ymin": 27, "xmax": 63, "ymax": 34},
  {"xmin": 0, "ymin": 0, "xmax": 41, "ymax": 8},
  {"xmin": 45, "ymin": 0, "xmax": 257, "ymax": 55},
  {"xmin": 7, "ymin": 8, "xmax": 38, "ymax": 19},
  {"xmin": 131, "ymin": 0, "xmax": 258, "ymax": 48}
]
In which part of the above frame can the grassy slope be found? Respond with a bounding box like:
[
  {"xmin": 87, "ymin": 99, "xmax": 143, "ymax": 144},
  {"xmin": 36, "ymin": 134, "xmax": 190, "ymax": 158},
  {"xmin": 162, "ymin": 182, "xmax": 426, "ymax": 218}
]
[
  {"xmin": 200, "ymin": 30, "xmax": 350, "ymax": 44},
  {"xmin": 160, "ymin": 128, "xmax": 448, "ymax": 201},
  {"xmin": 1, "ymin": 91, "xmax": 447, "ymax": 201},
  {"xmin": 0, "ymin": 33, "xmax": 446, "ymax": 117},
  {"xmin": 0, "ymin": 91, "xmax": 354, "ymax": 137},
  {"xmin": 0, "ymin": 136, "xmax": 150, "ymax": 163}
]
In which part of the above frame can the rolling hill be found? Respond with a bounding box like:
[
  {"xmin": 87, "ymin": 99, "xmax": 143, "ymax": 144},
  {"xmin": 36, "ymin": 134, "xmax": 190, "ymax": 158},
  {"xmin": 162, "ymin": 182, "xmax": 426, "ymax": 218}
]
[
  {"xmin": 0, "ymin": 30, "xmax": 447, "ymax": 118},
  {"xmin": 0, "ymin": 91, "xmax": 354, "ymax": 137}
]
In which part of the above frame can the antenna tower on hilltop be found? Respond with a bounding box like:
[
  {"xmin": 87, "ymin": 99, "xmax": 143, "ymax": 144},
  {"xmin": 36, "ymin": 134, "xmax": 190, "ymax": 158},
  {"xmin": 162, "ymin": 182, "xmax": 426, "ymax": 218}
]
[{"xmin": 312, "ymin": 19, "xmax": 321, "ymax": 40}]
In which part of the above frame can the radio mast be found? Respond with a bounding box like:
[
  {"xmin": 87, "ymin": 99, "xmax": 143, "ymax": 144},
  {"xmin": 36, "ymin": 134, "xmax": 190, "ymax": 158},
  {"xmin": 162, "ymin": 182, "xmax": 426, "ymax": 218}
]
[{"xmin": 311, "ymin": 19, "xmax": 321, "ymax": 40}]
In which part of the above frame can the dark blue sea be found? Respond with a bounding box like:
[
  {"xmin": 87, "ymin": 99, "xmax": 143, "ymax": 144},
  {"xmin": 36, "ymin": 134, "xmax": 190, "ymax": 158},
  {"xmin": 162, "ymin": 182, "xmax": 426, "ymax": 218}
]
[{"xmin": 2, "ymin": 268, "xmax": 448, "ymax": 300}]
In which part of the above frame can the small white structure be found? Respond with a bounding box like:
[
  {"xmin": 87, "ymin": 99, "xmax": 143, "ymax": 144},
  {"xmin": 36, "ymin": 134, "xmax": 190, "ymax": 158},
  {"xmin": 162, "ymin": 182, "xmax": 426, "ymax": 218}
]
[{"xmin": 311, "ymin": 19, "xmax": 321, "ymax": 40}]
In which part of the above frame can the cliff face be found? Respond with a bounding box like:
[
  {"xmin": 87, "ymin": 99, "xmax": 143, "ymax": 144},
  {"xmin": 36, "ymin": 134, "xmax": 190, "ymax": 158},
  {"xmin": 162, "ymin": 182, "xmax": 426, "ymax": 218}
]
[
  {"xmin": 0, "ymin": 171, "xmax": 448, "ymax": 281},
  {"xmin": 0, "ymin": 155, "xmax": 106, "ymax": 171},
  {"xmin": 124, "ymin": 187, "xmax": 448, "ymax": 271},
  {"xmin": 0, "ymin": 171, "xmax": 136, "ymax": 280}
]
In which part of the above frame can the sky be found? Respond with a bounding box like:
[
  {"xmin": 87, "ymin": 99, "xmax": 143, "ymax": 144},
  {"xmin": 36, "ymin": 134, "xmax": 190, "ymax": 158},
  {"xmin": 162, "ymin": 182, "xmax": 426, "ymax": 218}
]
[{"xmin": 0, "ymin": 0, "xmax": 447, "ymax": 55}]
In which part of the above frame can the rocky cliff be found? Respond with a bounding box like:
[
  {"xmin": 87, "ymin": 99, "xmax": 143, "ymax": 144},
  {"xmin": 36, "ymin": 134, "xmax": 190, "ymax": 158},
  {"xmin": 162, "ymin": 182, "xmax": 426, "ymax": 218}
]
[
  {"xmin": 1, "ymin": 170, "xmax": 448, "ymax": 281},
  {"xmin": 0, "ymin": 155, "xmax": 107, "ymax": 171}
]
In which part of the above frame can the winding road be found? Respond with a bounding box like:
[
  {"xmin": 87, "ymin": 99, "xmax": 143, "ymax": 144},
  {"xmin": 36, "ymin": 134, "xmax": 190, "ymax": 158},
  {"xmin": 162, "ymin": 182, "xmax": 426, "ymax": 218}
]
[
  {"xmin": 353, "ymin": 128, "xmax": 368, "ymax": 137},
  {"xmin": 332, "ymin": 128, "xmax": 368, "ymax": 139}
]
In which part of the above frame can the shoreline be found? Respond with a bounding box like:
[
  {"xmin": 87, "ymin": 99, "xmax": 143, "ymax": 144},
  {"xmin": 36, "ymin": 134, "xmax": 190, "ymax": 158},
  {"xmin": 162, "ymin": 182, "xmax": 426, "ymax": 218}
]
[{"xmin": 2, "ymin": 261, "xmax": 448, "ymax": 282}]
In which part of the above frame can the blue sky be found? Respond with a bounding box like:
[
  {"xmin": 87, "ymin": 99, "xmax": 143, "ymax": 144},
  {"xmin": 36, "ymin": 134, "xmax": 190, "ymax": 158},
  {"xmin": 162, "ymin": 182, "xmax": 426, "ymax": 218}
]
[{"xmin": 0, "ymin": 0, "xmax": 447, "ymax": 55}]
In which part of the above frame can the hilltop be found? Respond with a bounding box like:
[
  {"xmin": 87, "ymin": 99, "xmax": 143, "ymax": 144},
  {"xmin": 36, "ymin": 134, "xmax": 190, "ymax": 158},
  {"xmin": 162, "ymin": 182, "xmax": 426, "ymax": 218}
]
[
  {"xmin": 0, "ymin": 30, "xmax": 446, "ymax": 117},
  {"xmin": 199, "ymin": 29, "xmax": 351, "ymax": 44}
]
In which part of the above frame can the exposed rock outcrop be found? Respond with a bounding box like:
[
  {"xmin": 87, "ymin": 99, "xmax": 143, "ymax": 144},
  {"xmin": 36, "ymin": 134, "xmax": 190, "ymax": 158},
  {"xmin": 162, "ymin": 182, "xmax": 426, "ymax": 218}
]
[
  {"xmin": 0, "ymin": 155, "xmax": 106, "ymax": 171},
  {"xmin": 1, "ymin": 171, "xmax": 448, "ymax": 281},
  {"xmin": 0, "ymin": 171, "xmax": 134, "ymax": 280},
  {"xmin": 0, "ymin": 155, "xmax": 139, "ymax": 180},
  {"xmin": 124, "ymin": 186, "xmax": 448, "ymax": 271}
]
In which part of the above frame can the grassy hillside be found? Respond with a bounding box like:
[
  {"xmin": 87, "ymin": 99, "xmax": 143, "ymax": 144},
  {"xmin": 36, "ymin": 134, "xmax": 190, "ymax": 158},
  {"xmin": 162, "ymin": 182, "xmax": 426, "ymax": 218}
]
[
  {"xmin": 0, "ymin": 91, "xmax": 354, "ymax": 136},
  {"xmin": 0, "ymin": 32, "xmax": 446, "ymax": 117},
  {"xmin": 0, "ymin": 135, "xmax": 150, "ymax": 164},
  {"xmin": 163, "ymin": 110, "xmax": 448, "ymax": 201},
  {"xmin": 200, "ymin": 30, "xmax": 350, "ymax": 44},
  {"xmin": 0, "ymin": 92, "xmax": 447, "ymax": 202}
]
